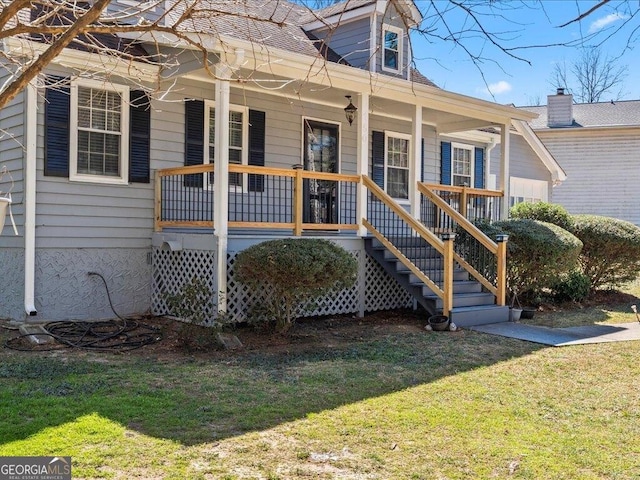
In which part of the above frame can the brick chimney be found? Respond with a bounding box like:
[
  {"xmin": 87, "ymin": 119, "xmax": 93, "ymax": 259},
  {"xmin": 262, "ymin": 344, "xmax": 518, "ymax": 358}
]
[{"xmin": 547, "ymin": 87, "xmax": 573, "ymax": 127}]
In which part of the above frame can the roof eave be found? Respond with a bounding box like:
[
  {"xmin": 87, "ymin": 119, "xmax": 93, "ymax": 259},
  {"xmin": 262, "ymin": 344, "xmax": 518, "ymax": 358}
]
[{"xmin": 212, "ymin": 34, "xmax": 537, "ymax": 125}]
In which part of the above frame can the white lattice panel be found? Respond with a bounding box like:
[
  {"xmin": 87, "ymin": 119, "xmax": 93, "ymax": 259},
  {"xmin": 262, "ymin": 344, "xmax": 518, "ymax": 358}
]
[
  {"xmin": 152, "ymin": 243, "xmax": 414, "ymax": 325},
  {"xmin": 364, "ymin": 254, "xmax": 412, "ymax": 311},
  {"xmin": 151, "ymin": 248, "xmax": 217, "ymax": 320},
  {"xmin": 226, "ymin": 250, "xmax": 361, "ymax": 323}
]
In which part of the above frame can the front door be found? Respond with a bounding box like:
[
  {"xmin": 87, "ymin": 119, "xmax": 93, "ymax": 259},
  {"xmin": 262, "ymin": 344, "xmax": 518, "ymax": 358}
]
[{"xmin": 303, "ymin": 120, "xmax": 339, "ymax": 224}]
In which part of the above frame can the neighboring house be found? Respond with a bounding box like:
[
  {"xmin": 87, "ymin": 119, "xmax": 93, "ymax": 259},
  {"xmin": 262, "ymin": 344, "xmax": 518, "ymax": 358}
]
[
  {"xmin": 523, "ymin": 89, "xmax": 640, "ymax": 225},
  {"xmin": 0, "ymin": 0, "xmax": 558, "ymax": 326}
]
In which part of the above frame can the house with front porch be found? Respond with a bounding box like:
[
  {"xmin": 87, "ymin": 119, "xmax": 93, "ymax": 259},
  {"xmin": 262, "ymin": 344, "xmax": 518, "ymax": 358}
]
[{"xmin": 0, "ymin": 0, "xmax": 560, "ymax": 326}]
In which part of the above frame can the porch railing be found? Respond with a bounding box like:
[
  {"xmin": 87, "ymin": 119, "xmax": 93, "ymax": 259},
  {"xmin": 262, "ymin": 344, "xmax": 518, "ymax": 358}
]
[
  {"xmin": 362, "ymin": 176, "xmax": 454, "ymax": 314},
  {"xmin": 418, "ymin": 182, "xmax": 507, "ymax": 305},
  {"xmin": 155, "ymin": 164, "xmax": 360, "ymax": 234},
  {"xmin": 420, "ymin": 183, "xmax": 503, "ymax": 229}
]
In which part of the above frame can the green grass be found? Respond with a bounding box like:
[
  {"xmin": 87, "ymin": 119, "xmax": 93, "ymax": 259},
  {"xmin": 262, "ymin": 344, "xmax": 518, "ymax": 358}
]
[
  {"xmin": 522, "ymin": 278, "xmax": 640, "ymax": 328},
  {"xmin": 2, "ymin": 296, "xmax": 640, "ymax": 479}
]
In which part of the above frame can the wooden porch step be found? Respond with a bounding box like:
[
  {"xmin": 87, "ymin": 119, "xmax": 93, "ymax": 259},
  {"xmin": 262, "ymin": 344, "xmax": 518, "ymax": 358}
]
[
  {"xmin": 410, "ymin": 279, "xmax": 482, "ymax": 296},
  {"xmin": 449, "ymin": 305, "xmax": 510, "ymax": 327},
  {"xmin": 425, "ymin": 291, "xmax": 496, "ymax": 309}
]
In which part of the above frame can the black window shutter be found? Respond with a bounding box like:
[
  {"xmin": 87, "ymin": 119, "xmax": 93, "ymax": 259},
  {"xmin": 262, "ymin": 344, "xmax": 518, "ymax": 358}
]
[
  {"xmin": 248, "ymin": 109, "xmax": 266, "ymax": 192},
  {"xmin": 129, "ymin": 90, "xmax": 151, "ymax": 183},
  {"xmin": 474, "ymin": 147, "xmax": 485, "ymax": 189},
  {"xmin": 372, "ymin": 131, "xmax": 385, "ymax": 188},
  {"xmin": 184, "ymin": 99, "xmax": 204, "ymax": 187},
  {"xmin": 44, "ymin": 77, "xmax": 70, "ymax": 177},
  {"xmin": 440, "ymin": 141, "xmax": 452, "ymax": 185}
]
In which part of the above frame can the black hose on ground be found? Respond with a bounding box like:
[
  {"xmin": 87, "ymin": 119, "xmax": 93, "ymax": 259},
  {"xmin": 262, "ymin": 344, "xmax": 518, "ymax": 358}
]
[{"xmin": 4, "ymin": 272, "xmax": 163, "ymax": 352}]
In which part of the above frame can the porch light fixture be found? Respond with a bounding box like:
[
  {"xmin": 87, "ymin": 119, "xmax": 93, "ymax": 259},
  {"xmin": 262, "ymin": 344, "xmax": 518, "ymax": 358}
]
[{"xmin": 344, "ymin": 95, "xmax": 357, "ymax": 126}]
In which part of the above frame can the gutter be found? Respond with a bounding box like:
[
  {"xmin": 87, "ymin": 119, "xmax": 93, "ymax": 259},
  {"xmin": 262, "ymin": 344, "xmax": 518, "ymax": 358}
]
[{"xmin": 24, "ymin": 81, "xmax": 37, "ymax": 316}]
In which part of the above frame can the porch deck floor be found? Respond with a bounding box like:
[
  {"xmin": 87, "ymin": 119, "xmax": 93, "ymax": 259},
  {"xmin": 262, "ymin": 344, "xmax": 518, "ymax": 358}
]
[{"xmin": 469, "ymin": 321, "xmax": 640, "ymax": 346}]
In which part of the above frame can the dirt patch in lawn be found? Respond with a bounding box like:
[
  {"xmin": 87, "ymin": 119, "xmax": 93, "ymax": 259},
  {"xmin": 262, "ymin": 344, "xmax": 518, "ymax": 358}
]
[
  {"xmin": 3, "ymin": 287, "xmax": 636, "ymax": 360},
  {"xmin": 0, "ymin": 309, "xmax": 434, "ymax": 361}
]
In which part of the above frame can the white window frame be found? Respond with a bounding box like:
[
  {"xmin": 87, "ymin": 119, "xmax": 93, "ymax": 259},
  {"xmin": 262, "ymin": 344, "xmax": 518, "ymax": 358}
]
[
  {"xmin": 381, "ymin": 24, "xmax": 403, "ymax": 74},
  {"xmin": 384, "ymin": 131, "xmax": 411, "ymax": 202},
  {"xmin": 452, "ymin": 142, "xmax": 474, "ymax": 187},
  {"xmin": 69, "ymin": 79, "xmax": 130, "ymax": 185},
  {"xmin": 204, "ymin": 101, "xmax": 249, "ymax": 192}
]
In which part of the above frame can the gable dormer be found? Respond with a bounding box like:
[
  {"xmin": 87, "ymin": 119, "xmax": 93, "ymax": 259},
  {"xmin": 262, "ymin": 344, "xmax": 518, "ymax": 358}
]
[{"xmin": 302, "ymin": 0, "xmax": 422, "ymax": 81}]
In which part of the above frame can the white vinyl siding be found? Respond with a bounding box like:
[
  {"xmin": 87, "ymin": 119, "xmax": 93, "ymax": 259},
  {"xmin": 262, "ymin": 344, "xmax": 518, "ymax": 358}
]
[
  {"xmin": 538, "ymin": 129, "xmax": 640, "ymax": 225},
  {"xmin": 70, "ymin": 79, "xmax": 129, "ymax": 185}
]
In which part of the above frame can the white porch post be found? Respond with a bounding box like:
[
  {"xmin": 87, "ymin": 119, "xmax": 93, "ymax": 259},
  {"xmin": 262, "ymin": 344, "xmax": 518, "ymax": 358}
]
[
  {"xmin": 410, "ymin": 105, "xmax": 422, "ymax": 219},
  {"xmin": 356, "ymin": 92, "xmax": 370, "ymax": 237},
  {"xmin": 356, "ymin": 92, "xmax": 369, "ymax": 319},
  {"xmin": 213, "ymin": 68, "xmax": 231, "ymax": 314},
  {"xmin": 500, "ymin": 122, "xmax": 511, "ymax": 219}
]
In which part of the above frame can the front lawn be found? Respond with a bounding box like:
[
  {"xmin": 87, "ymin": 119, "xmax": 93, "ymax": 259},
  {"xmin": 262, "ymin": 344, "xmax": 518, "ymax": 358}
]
[{"xmin": 1, "ymin": 301, "xmax": 639, "ymax": 479}]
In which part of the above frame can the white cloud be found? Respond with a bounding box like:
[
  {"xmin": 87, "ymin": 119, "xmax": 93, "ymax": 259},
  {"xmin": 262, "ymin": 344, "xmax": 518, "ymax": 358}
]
[
  {"xmin": 589, "ymin": 12, "xmax": 628, "ymax": 33},
  {"xmin": 478, "ymin": 80, "xmax": 512, "ymax": 96}
]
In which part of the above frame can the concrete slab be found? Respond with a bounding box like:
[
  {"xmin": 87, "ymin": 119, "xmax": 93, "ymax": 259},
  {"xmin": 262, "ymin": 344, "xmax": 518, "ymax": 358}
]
[
  {"xmin": 18, "ymin": 324, "xmax": 56, "ymax": 345},
  {"xmin": 469, "ymin": 321, "xmax": 640, "ymax": 346}
]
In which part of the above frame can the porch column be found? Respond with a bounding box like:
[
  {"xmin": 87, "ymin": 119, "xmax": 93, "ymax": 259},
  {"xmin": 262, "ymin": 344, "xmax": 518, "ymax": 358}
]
[
  {"xmin": 499, "ymin": 122, "xmax": 511, "ymax": 219},
  {"xmin": 356, "ymin": 92, "xmax": 370, "ymax": 237},
  {"xmin": 213, "ymin": 68, "xmax": 231, "ymax": 314},
  {"xmin": 410, "ymin": 105, "xmax": 422, "ymax": 220}
]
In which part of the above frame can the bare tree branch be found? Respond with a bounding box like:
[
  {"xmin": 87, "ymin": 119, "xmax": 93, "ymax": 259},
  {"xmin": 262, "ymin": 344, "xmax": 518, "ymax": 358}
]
[{"xmin": 0, "ymin": 0, "xmax": 112, "ymax": 109}]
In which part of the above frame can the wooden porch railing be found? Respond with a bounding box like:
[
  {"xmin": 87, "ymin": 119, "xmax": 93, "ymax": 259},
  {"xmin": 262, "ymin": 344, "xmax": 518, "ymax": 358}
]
[
  {"xmin": 421, "ymin": 183, "xmax": 503, "ymax": 227},
  {"xmin": 418, "ymin": 183, "xmax": 507, "ymax": 306},
  {"xmin": 155, "ymin": 164, "xmax": 360, "ymax": 234},
  {"xmin": 155, "ymin": 165, "xmax": 508, "ymax": 312}
]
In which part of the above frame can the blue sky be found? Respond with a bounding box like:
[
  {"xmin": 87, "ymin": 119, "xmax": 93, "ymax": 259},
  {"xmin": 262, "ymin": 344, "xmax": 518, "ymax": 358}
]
[{"xmin": 411, "ymin": 1, "xmax": 640, "ymax": 106}]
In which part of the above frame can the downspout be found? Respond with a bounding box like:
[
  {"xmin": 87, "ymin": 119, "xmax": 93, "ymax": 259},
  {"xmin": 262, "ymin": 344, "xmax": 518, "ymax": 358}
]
[{"xmin": 24, "ymin": 81, "xmax": 37, "ymax": 316}]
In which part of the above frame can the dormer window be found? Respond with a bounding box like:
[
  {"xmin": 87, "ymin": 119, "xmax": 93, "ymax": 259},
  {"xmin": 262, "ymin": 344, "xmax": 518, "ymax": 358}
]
[{"xmin": 382, "ymin": 25, "xmax": 402, "ymax": 73}]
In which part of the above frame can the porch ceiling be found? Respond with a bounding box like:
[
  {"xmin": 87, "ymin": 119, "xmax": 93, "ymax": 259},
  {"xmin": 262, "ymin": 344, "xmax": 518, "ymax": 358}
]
[{"xmin": 184, "ymin": 67, "xmax": 500, "ymax": 134}]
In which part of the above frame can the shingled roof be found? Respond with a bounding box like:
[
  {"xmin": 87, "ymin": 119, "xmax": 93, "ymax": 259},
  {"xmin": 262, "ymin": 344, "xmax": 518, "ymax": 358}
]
[
  {"xmin": 165, "ymin": 0, "xmax": 436, "ymax": 86},
  {"xmin": 523, "ymin": 100, "xmax": 640, "ymax": 130}
]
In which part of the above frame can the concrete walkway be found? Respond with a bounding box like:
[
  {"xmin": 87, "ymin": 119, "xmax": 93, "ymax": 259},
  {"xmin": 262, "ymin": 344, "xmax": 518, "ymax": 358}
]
[{"xmin": 469, "ymin": 321, "xmax": 640, "ymax": 346}]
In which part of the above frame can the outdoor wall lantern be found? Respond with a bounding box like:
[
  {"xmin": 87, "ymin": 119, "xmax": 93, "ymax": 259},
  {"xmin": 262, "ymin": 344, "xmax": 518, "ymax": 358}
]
[{"xmin": 344, "ymin": 95, "xmax": 357, "ymax": 125}]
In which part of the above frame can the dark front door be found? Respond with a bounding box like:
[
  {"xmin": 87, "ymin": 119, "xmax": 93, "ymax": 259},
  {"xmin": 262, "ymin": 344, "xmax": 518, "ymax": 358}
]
[{"xmin": 303, "ymin": 120, "xmax": 339, "ymax": 224}]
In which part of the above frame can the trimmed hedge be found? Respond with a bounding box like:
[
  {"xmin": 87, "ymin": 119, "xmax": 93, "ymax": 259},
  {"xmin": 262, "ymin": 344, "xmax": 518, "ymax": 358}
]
[
  {"xmin": 568, "ymin": 214, "xmax": 640, "ymax": 290},
  {"xmin": 474, "ymin": 218, "xmax": 582, "ymax": 298},
  {"xmin": 509, "ymin": 201, "xmax": 573, "ymax": 231},
  {"xmin": 234, "ymin": 239, "xmax": 357, "ymax": 332}
]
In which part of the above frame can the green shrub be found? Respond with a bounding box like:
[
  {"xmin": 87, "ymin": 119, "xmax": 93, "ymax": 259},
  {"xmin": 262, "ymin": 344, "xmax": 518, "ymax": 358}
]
[
  {"xmin": 551, "ymin": 270, "xmax": 591, "ymax": 302},
  {"xmin": 474, "ymin": 218, "xmax": 582, "ymax": 298},
  {"xmin": 509, "ymin": 201, "xmax": 573, "ymax": 231},
  {"xmin": 568, "ymin": 214, "xmax": 640, "ymax": 290},
  {"xmin": 163, "ymin": 276, "xmax": 219, "ymax": 351},
  {"xmin": 234, "ymin": 239, "xmax": 358, "ymax": 333}
]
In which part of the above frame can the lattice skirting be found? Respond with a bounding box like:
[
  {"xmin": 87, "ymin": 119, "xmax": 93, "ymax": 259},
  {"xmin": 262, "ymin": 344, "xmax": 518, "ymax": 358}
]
[
  {"xmin": 364, "ymin": 256, "xmax": 413, "ymax": 312},
  {"xmin": 151, "ymin": 248, "xmax": 217, "ymax": 321},
  {"xmin": 152, "ymin": 243, "xmax": 412, "ymax": 323}
]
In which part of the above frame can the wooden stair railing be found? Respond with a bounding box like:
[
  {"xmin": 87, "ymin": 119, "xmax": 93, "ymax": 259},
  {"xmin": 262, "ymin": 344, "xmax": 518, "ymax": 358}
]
[
  {"xmin": 362, "ymin": 175, "xmax": 456, "ymax": 315},
  {"xmin": 418, "ymin": 182, "xmax": 507, "ymax": 306}
]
